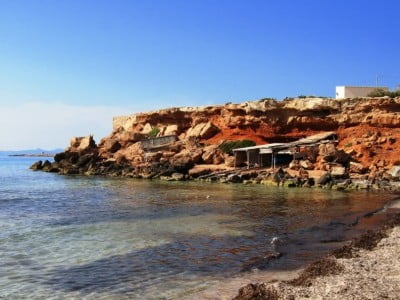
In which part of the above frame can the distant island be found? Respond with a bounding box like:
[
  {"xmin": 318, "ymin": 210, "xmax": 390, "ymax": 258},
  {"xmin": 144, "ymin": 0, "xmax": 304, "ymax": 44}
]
[
  {"xmin": 8, "ymin": 152, "xmax": 56, "ymax": 157},
  {"xmin": 0, "ymin": 148, "xmax": 63, "ymax": 157}
]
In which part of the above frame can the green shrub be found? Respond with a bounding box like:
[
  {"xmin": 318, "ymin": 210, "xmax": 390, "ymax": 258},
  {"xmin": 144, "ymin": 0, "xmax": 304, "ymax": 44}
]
[
  {"xmin": 148, "ymin": 127, "xmax": 160, "ymax": 137},
  {"xmin": 298, "ymin": 95, "xmax": 329, "ymax": 99},
  {"xmin": 344, "ymin": 142, "xmax": 353, "ymax": 148},
  {"xmin": 218, "ymin": 140, "xmax": 256, "ymax": 154},
  {"xmin": 367, "ymin": 88, "xmax": 400, "ymax": 98}
]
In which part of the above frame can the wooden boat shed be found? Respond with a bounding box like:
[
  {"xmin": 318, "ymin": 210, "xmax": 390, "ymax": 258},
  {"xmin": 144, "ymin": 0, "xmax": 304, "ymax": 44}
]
[{"xmin": 233, "ymin": 132, "xmax": 337, "ymax": 168}]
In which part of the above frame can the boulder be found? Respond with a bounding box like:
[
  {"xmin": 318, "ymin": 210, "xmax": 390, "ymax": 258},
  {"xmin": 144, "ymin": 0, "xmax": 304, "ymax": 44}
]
[
  {"xmin": 349, "ymin": 161, "xmax": 367, "ymax": 174},
  {"xmin": 377, "ymin": 137, "xmax": 387, "ymax": 144},
  {"xmin": 224, "ymin": 156, "xmax": 235, "ymax": 167},
  {"xmin": 190, "ymin": 149, "xmax": 204, "ymax": 163},
  {"xmin": 352, "ymin": 179, "xmax": 370, "ymax": 189},
  {"xmin": 41, "ymin": 160, "xmax": 53, "ymax": 172},
  {"xmin": 334, "ymin": 150, "xmax": 351, "ymax": 164},
  {"xmin": 70, "ymin": 135, "xmax": 96, "ymax": 152},
  {"xmin": 331, "ymin": 166, "xmax": 346, "ymax": 177},
  {"xmin": 171, "ymin": 172, "xmax": 185, "ymax": 181},
  {"xmin": 299, "ymin": 168, "xmax": 309, "ymax": 179},
  {"xmin": 103, "ymin": 139, "xmax": 121, "ymax": 153},
  {"xmin": 200, "ymin": 122, "xmax": 219, "ymax": 139},
  {"xmin": 30, "ymin": 160, "xmax": 43, "ymax": 170},
  {"xmin": 288, "ymin": 160, "xmax": 300, "ymax": 170},
  {"xmin": 227, "ymin": 173, "xmax": 242, "ymax": 183},
  {"xmin": 387, "ymin": 166, "xmax": 400, "ymax": 179},
  {"xmin": 202, "ymin": 145, "xmax": 224, "ymax": 165},
  {"xmin": 145, "ymin": 152, "xmax": 163, "ymax": 163},
  {"xmin": 76, "ymin": 153, "xmax": 96, "ymax": 167},
  {"xmin": 164, "ymin": 124, "xmax": 178, "ymax": 136},
  {"xmin": 286, "ymin": 168, "xmax": 299, "ymax": 178},
  {"xmin": 119, "ymin": 132, "xmax": 144, "ymax": 144},
  {"xmin": 65, "ymin": 152, "xmax": 79, "ymax": 164},
  {"xmin": 308, "ymin": 170, "xmax": 331, "ymax": 185},
  {"xmin": 212, "ymin": 153, "xmax": 224, "ymax": 165},
  {"xmin": 319, "ymin": 143, "xmax": 336, "ymax": 160},
  {"xmin": 141, "ymin": 123, "xmax": 153, "ymax": 134},
  {"xmin": 54, "ymin": 152, "xmax": 66, "ymax": 162},
  {"xmin": 186, "ymin": 122, "xmax": 219, "ymax": 139},
  {"xmin": 48, "ymin": 162, "xmax": 60, "ymax": 173},
  {"xmin": 202, "ymin": 145, "xmax": 218, "ymax": 164},
  {"xmin": 299, "ymin": 160, "xmax": 313, "ymax": 170},
  {"xmin": 188, "ymin": 166, "xmax": 212, "ymax": 177}
]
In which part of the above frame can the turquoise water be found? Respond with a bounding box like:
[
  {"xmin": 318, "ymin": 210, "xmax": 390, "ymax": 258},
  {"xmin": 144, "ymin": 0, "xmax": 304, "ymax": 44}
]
[{"xmin": 0, "ymin": 156, "xmax": 394, "ymax": 299}]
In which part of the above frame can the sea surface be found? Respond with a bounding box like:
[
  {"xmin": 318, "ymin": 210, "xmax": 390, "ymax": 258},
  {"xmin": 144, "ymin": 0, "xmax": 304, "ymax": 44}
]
[{"xmin": 0, "ymin": 156, "xmax": 395, "ymax": 299}]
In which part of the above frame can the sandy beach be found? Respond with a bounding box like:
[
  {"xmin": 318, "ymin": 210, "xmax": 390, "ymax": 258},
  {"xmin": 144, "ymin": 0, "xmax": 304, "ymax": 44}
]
[{"xmin": 234, "ymin": 212, "xmax": 400, "ymax": 300}]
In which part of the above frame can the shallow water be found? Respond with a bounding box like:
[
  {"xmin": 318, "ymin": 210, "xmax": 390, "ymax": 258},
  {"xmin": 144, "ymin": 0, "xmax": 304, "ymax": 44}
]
[{"xmin": 0, "ymin": 156, "xmax": 395, "ymax": 299}]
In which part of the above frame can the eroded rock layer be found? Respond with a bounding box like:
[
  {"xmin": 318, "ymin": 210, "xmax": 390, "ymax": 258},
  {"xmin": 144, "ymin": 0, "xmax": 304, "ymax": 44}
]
[{"xmin": 31, "ymin": 97, "xmax": 400, "ymax": 189}]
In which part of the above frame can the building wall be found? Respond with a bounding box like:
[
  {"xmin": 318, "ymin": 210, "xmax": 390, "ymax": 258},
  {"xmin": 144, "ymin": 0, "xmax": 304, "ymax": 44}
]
[
  {"xmin": 335, "ymin": 86, "xmax": 346, "ymax": 99},
  {"xmin": 140, "ymin": 135, "xmax": 177, "ymax": 150},
  {"xmin": 336, "ymin": 86, "xmax": 388, "ymax": 99}
]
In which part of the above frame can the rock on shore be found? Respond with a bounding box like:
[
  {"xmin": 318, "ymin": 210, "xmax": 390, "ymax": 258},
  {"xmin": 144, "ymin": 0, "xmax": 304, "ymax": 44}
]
[{"xmin": 30, "ymin": 96, "xmax": 400, "ymax": 190}]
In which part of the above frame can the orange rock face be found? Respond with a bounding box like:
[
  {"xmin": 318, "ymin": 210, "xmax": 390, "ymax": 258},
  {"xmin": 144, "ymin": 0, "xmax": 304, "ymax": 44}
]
[{"xmin": 58, "ymin": 97, "xmax": 399, "ymax": 176}]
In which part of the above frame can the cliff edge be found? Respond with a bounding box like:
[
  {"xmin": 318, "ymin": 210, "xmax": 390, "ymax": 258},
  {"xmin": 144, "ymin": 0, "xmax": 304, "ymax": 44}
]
[{"xmin": 31, "ymin": 96, "xmax": 400, "ymax": 190}]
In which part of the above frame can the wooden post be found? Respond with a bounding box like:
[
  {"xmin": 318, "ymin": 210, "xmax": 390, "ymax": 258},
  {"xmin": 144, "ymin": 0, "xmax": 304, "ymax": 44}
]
[{"xmin": 273, "ymin": 152, "xmax": 276, "ymax": 169}]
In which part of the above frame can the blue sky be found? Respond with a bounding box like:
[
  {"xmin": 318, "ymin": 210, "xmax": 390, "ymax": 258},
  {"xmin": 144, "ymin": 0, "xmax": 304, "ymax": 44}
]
[{"xmin": 1, "ymin": 0, "xmax": 399, "ymax": 149}]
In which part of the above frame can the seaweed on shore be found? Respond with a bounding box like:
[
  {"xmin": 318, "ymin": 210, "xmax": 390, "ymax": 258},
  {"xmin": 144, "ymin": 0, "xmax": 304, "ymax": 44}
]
[
  {"xmin": 233, "ymin": 283, "xmax": 280, "ymax": 300},
  {"xmin": 333, "ymin": 212, "xmax": 400, "ymax": 258},
  {"xmin": 233, "ymin": 212, "xmax": 400, "ymax": 299},
  {"xmin": 383, "ymin": 212, "xmax": 400, "ymax": 228},
  {"xmin": 353, "ymin": 230, "xmax": 388, "ymax": 251},
  {"xmin": 287, "ymin": 257, "xmax": 344, "ymax": 287},
  {"xmin": 331, "ymin": 244, "xmax": 355, "ymax": 259}
]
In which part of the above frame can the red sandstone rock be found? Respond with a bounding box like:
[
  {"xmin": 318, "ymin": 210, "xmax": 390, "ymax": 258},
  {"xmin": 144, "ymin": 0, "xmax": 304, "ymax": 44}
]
[{"xmin": 52, "ymin": 97, "xmax": 400, "ymax": 178}]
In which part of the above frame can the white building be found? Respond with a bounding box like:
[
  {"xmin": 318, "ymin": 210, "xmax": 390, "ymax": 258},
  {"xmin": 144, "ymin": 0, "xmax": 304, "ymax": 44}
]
[{"xmin": 335, "ymin": 86, "xmax": 389, "ymax": 99}]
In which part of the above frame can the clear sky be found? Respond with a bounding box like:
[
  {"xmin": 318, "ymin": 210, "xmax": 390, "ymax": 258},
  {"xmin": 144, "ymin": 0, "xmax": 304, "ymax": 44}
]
[{"xmin": 1, "ymin": 0, "xmax": 399, "ymax": 150}]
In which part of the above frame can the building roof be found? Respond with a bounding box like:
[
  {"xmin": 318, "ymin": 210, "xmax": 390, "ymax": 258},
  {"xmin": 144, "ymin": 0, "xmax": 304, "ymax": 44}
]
[
  {"xmin": 232, "ymin": 143, "xmax": 286, "ymax": 152},
  {"xmin": 233, "ymin": 132, "xmax": 337, "ymax": 153},
  {"xmin": 336, "ymin": 85, "xmax": 388, "ymax": 89},
  {"xmin": 290, "ymin": 131, "xmax": 337, "ymax": 146}
]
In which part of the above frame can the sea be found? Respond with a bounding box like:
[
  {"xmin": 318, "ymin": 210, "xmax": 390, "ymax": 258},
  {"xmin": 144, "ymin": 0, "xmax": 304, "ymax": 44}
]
[{"xmin": 0, "ymin": 155, "xmax": 396, "ymax": 299}]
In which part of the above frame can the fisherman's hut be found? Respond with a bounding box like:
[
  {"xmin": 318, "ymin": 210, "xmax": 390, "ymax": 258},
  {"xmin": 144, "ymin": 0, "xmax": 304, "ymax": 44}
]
[{"xmin": 233, "ymin": 132, "xmax": 337, "ymax": 168}]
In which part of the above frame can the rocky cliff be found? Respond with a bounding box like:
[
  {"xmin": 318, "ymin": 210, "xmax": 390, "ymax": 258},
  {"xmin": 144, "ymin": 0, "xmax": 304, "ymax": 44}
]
[{"xmin": 31, "ymin": 96, "xmax": 400, "ymax": 189}]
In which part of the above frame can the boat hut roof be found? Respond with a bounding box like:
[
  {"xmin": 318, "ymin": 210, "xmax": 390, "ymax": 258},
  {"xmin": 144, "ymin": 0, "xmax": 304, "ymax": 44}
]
[
  {"xmin": 290, "ymin": 131, "xmax": 337, "ymax": 147},
  {"xmin": 233, "ymin": 143, "xmax": 290, "ymax": 153},
  {"xmin": 232, "ymin": 132, "xmax": 337, "ymax": 153}
]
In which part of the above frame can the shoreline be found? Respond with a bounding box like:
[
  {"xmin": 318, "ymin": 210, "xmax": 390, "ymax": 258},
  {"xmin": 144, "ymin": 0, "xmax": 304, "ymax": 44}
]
[
  {"xmin": 30, "ymin": 160, "xmax": 400, "ymax": 193},
  {"xmin": 233, "ymin": 206, "xmax": 400, "ymax": 300}
]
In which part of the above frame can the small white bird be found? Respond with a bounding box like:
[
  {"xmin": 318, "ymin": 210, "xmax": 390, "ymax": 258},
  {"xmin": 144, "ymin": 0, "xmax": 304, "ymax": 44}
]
[
  {"xmin": 206, "ymin": 195, "xmax": 211, "ymax": 199},
  {"xmin": 271, "ymin": 236, "xmax": 280, "ymax": 245}
]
